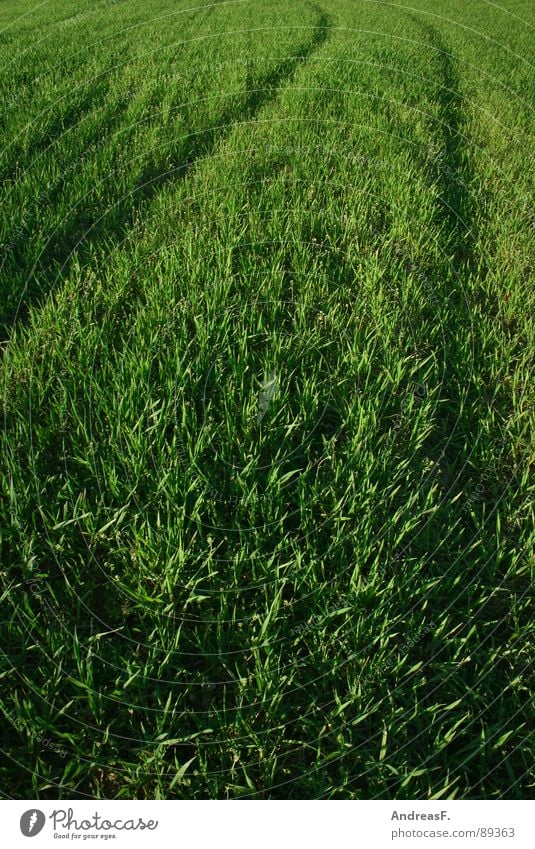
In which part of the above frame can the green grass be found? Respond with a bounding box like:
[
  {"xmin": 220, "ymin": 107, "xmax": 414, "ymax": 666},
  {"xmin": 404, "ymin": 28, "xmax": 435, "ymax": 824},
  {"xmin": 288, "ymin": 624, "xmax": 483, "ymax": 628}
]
[{"xmin": 0, "ymin": 0, "xmax": 533, "ymax": 799}]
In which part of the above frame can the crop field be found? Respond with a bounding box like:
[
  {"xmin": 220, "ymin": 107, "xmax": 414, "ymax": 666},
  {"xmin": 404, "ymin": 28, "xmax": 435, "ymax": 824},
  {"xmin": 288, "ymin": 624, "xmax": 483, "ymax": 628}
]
[{"xmin": 0, "ymin": 0, "xmax": 533, "ymax": 800}]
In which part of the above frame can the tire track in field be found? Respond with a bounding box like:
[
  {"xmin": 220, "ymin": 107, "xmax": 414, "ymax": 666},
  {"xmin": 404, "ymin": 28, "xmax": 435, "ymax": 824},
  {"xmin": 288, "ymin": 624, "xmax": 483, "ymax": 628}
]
[
  {"xmin": 403, "ymin": 21, "xmax": 512, "ymax": 586},
  {"xmin": 0, "ymin": 9, "xmax": 335, "ymax": 658},
  {"xmin": 413, "ymin": 23, "xmax": 483, "ymax": 469},
  {"xmin": 133, "ymin": 6, "xmax": 332, "ymax": 199},
  {"xmin": 419, "ymin": 22, "xmax": 477, "ymax": 273},
  {"xmin": 0, "ymin": 7, "xmax": 335, "ymax": 624},
  {"xmin": 0, "ymin": 95, "xmax": 145, "ymax": 341},
  {"xmin": 419, "ymin": 26, "xmax": 523, "ymax": 551},
  {"xmin": 0, "ymin": 2, "xmax": 219, "ymax": 338},
  {"xmin": 0, "ymin": 6, "xmax": 331, "ymax": 343}
]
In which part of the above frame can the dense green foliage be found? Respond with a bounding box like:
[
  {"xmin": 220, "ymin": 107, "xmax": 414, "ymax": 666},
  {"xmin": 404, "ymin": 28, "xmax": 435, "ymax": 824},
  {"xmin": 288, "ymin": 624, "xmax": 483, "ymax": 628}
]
[{"xmin": 0, "ymin": 0, "xmax": 533, "ymax": 798}]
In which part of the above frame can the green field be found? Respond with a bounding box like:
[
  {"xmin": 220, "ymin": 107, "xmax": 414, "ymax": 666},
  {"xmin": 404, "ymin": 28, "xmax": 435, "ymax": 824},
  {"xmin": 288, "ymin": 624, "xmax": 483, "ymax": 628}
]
[{"xmin": 0, "ymin": 0, "xmax": 533, "ymax": 799}]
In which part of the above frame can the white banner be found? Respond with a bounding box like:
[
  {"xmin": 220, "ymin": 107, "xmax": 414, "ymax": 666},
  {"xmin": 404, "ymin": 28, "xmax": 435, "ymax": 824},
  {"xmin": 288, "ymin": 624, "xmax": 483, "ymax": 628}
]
[{"xmin": 3, "ymin": 800, "xmax": 534, "ymax": 848}]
